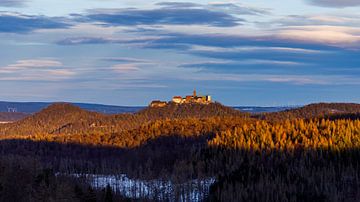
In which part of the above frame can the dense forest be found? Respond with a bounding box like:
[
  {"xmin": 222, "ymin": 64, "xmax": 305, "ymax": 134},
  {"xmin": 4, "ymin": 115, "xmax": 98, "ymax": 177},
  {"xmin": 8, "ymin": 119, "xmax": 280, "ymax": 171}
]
[{"xmin": 0, "ymin": 102, "xmax": 359, "ymax": 201}]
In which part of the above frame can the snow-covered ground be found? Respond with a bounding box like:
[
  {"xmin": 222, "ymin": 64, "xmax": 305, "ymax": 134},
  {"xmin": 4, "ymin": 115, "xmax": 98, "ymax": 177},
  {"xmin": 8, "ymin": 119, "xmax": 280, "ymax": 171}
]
[{"xmin": 70, "ymin": 173, "xmax": 215, "ymax": 201}]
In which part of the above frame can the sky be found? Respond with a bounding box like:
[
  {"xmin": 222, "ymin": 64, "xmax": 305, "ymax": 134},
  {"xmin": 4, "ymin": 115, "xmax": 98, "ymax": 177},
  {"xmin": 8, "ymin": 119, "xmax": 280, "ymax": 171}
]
[{"xmin": 0, "ymin": 0, "xmax": 359, "ymax": 106}]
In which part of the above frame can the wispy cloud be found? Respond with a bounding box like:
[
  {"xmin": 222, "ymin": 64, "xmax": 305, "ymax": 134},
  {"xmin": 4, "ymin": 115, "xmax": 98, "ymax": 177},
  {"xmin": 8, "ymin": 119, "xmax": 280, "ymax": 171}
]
[
  {"xmin": 81, "ymin": 3, "xmax": 245, "ymax": 27},
  {"xmin": 277, "ymin": 26, "xmax": 360, "ymax": 46},
  {"xmin": 208, "ymin": 2, "xmax": 271, "ymax": 15},
  {"xmin": 47, "ymin": 69, "xmax": 76, "ymax": 76},
  {"xmin": 0, "ymin": 59, "xmax": 75, "ymax": 81},
  {"xmin": 56, "ymin": 36, "xmax": 166, "ymax": 45},
  {"xmin": 306, "ymin": 0, "xmax": 360, "ymax": 8},
  {"xmin": 111, "ymin": 64, "xmax": 140, "ymax": 73},
  {"xmin": 157, "ymin": 2, "xmax": 270, "ymax": 15},
  {"xmin": 103, "ymin": 57, "xmax": 152, "ymax": 63},
  {"xmin": 274, "ymin": 14, "xmax": 360, "ymax": 27},
  {"xmin": 2, "ymin": 59, "xmax": 63, "ymax": 70},
  {"xmin": 0, "ymin": 12, "xmax": 70, "ymax": 33},
  {"xmin": 0, "ymin": 0, "xmax": 26, "ymax": 7},
  {"xmin": 155, "ymin": 2, "xmax": 202, "ymax": 8},
  {"xmin": 189, "ymin": 45, "xmax": 327, "ymax": 54},
  {"xmin": 187, "ymin": 72, "xmax": 360, "ymax": 85}
]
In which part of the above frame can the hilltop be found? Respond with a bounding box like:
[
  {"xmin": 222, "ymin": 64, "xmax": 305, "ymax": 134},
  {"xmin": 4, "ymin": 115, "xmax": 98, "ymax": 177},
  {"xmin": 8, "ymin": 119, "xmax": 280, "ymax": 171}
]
[
  {"xmin": 0, "ymin": 103, "xmax": 105, "ymax": 136},
  {"xmin": 138, "ymin": 102, "xmax": 244, "ymax": 119}
]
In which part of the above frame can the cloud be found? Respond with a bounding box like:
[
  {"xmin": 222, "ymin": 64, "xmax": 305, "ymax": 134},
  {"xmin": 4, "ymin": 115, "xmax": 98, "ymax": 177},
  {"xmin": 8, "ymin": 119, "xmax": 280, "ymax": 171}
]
[
  {"xmin": 157, "ymin": 2, "xmax": 270, "ymax": 15},
  {"xmin": 111, "ymin": 64, "xmax": 140, "ymax": 73},
  {"xmin": 0, "ymin": 0, "xmax": 26, "ymax": 7},
  {"xmin": 3, "ymin": 59, "xmax": 63, "ymax": 70},
  {"xmin": 187, "ymin": 72, "xmax": 360, "ymax": 85},
  {"xmin": 189, "ymin": 45, "xmax": 327, "ymax": 54},
  {"xmin": 0, "ymin": 12, "xmax": 70, "ymax": 33},
  {"xmin": 179, "ymin": 59, "xmax": 307, "ymax": 76},
  {"xmin": 83, "ymin": 3, "xmax": 244, "ymax": 27},
  {"xmin": 183, "ymin": 59, "xmax": 304, "ymax": 68},
  {"xmin": 155, "ymin": 2, "xmax": 201, "ymax": 8},
  {"xmin": 0, "ymin": 59, "xmax": 75, "ymax": 81},
  {"xmin": 208, "ymin": 2, "xmax": 271, "ymax": 15},
  {"xmin": 47, "ymin": 69, "xmax": 76, "ymax": 76},
  {"xmin": 268, "ymin": 15, "xmax": 360, "ymax": 47},
  {"xmin": 109, "ymin": 58, "xmax": 158, "ymax": 74},
  {"xmin": 306, "ymin": 0, "xmax": 360, "ymax": 8},
  {"xmin": 140, "ymin": 32, "xmax": 338, "ymax": 55},
  {"xmin": 138, "ymin": 23, "xmax": 360, "ymax": 49},
  {"xmin": 57, "ymin": 37, "xmax": 115, "ymax": 45},
  {"xmin": 277, "ymin": 26, "xmax": 360, "ymax": 46},
  {"xmin": 51, "ymin": 5, "xmax": 359, "ymax": 50},
  {"xmin": 56, "ymin": 36, "xmax": 165, "ymax": 45},
  {"xmin": 103, "ymin": 57, "xmax": 152, "ymax": 63},
  {"xmin": 274, "ymin": 14, "xmax": 360, "ymax": 27}
]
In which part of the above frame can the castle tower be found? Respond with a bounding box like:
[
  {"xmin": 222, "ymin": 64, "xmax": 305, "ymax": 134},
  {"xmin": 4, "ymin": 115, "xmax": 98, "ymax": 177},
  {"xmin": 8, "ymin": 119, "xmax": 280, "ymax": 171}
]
[{"xmin": 193, "ymin": 89, "xmax": 197, "ymax": 97}]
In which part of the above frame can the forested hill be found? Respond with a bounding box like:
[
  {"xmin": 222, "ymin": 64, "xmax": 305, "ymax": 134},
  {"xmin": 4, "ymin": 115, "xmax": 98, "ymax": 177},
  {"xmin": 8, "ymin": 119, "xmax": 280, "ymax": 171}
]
[
  {"xmin": 137, "ymin": 102, "xmax": 244, "ymax": 119},
  {"xmin": 0, "ymin": 103, "xmax": 105, "ymax": 136},
  {"xmin": 1, "ymin": 102, "xmax": 360, "ymax": 138},
  {"xmin": 0, "ymin": 102, "xmax": 246, "ymax": 137},
  {"xmin": 260, "ymin": 102, "xmax": 360, "ymax": 120}
]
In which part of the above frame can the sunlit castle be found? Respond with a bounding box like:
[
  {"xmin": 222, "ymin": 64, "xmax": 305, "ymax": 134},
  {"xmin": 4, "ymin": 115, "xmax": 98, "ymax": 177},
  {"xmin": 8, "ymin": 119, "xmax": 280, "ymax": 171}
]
[
  {"xmin": 150, "ymin": 89, "xmax": 212, "ymax": 107},
  {"xmin": 172, "ymin": 89, "xmax": 212, "ymax": 104}
]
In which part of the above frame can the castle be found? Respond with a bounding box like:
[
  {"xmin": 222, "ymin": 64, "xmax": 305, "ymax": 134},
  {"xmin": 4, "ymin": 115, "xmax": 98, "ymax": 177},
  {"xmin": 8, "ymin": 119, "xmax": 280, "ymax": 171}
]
[{"xmin": 150, "ymin": 89, "xmax": 212, "ymax": 107}]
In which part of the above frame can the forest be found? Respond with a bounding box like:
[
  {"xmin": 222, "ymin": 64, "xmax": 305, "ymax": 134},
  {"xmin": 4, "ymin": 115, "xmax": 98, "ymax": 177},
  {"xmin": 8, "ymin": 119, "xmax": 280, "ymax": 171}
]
[{"xmin": 0, "ymin": 102, "xmax": 359, "ymax": 201}]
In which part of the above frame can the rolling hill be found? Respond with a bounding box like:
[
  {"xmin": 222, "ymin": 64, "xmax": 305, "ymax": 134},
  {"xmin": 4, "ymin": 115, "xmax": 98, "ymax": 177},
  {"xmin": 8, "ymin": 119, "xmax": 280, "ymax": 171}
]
[
  {"xmin": 1, "ymin": 101, "xmax": 360, "ymax": 140},
  {"xmin": 0, "ymin": 102, "xmax": 245, "ymax": 137}
]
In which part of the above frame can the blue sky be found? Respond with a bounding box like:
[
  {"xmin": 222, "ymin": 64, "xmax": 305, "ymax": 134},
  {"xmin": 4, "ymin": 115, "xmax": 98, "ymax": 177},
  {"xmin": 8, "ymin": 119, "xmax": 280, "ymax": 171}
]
[{"xmin": 0, "ymin": 0, "xmax": 359, "ymax": 106}]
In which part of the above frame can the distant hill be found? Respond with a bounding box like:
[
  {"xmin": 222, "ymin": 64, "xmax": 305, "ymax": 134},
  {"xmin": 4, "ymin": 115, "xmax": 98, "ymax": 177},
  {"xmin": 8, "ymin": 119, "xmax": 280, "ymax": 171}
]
[
  {"xmin": 0, "ymin": 103, "xmax": 106, "ymax": 135},
  {"xmin": 0, "ymin": 101, "xmax": 144, "ymax": 114},
  {"xmin": 234, "ymin": 106, "xmax": 295, "ymax": 113},
  {"xmin": 261, "ymin": 103, "xmax": 360, "ymax": 120},
  {"xmin": 0, "ymin": 112, "xmax": 28, "ymax": 122}
]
